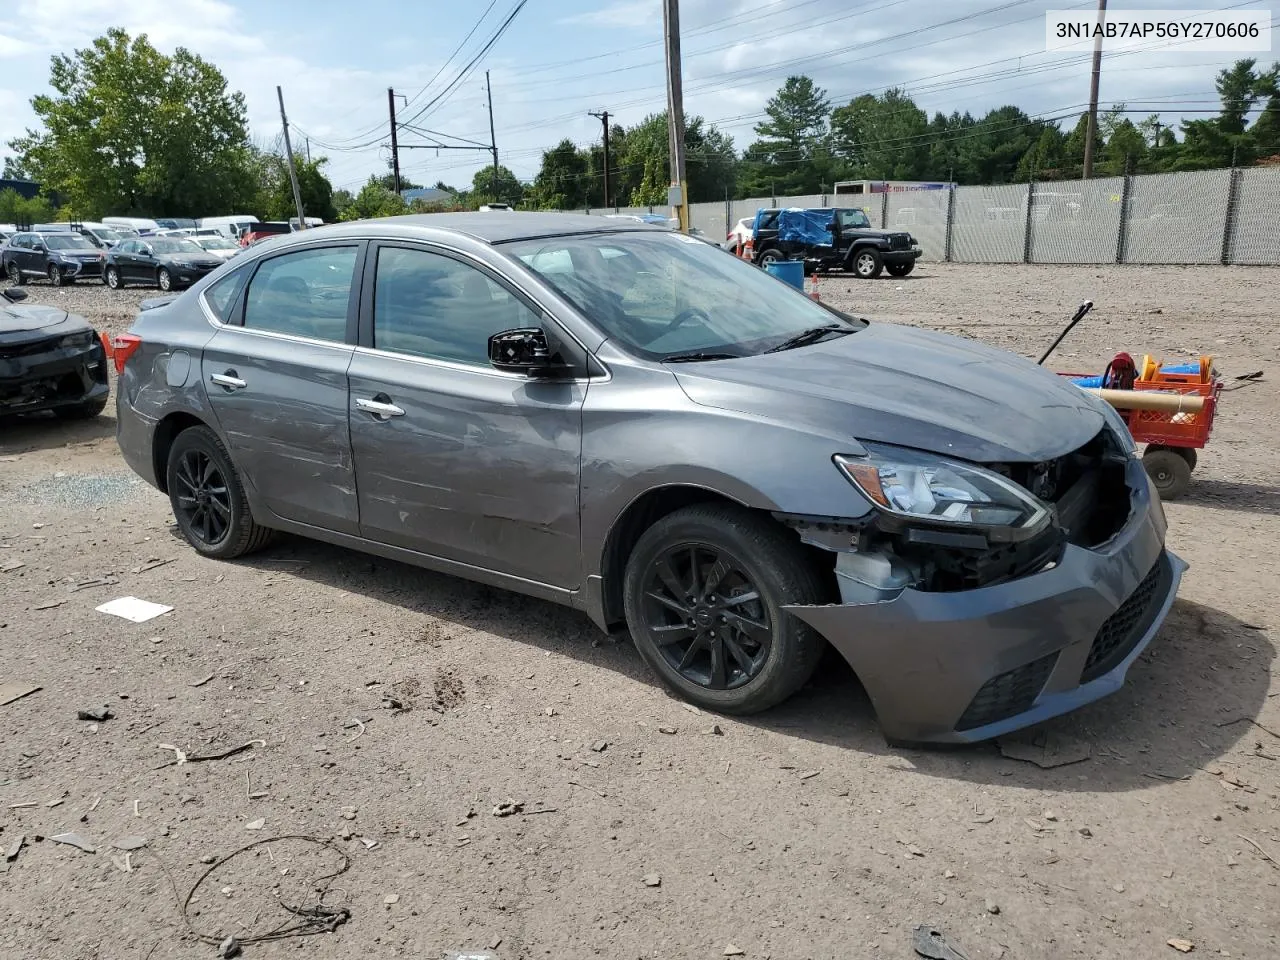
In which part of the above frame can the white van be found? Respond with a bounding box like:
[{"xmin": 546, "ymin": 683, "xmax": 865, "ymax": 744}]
[
  {"xmin": 199, "ymin": 215, "xmax": 260, "ymax": 239},
  {"xmin": 103, "ymin": 216, "xmax": 161, "ymax": 236}
]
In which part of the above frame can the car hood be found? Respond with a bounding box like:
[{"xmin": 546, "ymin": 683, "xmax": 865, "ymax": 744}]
[
  {"xmin": 0, "ymin": 303, "xmax": 82, "ymax": 336},
  {"xmin": 671, "ymin": 322, "xmax": 1105, "ymax": 463}
]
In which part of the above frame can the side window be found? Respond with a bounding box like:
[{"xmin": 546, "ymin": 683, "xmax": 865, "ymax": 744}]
[
  {"xmin": 202, "ymin": 267, "xmax": 249, "ymax": 325},
  {"xmin": 373, "ymin": 246, "xmax": 540, "ymax": 366},
  {"xmin": 242, "ymin": 246, "xmax": 357, "ymax": 342}
]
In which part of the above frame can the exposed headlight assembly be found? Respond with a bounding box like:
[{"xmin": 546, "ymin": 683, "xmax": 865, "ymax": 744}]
[{"xmin": 834, "ymin": 442, "xmax": 1049, "ymax": 534}]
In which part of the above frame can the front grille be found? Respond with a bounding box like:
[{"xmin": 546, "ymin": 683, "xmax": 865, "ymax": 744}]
[
  {"xmin": 956, "ymin": 651, "xmax": 1059, "ymax": 731},
  {"xmin": 889, "ymin": 234, "xmax": 910, "ymax": 250},
  {"xmin": 1081, "ymin": 553, "xmax": 1172, "ymax": 683},
  {"xmin": 0, "ymin": 336, "xmax": 60, "ymax": 359}
]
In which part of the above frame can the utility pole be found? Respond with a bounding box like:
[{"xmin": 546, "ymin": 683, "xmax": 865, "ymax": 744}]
[
  {"xmin": 305, "ymin": 137, "xmax": 311, "ymax": 164},
  {"xmin": 388, "ymin": 87, "xmax": 402, "ymax": 195},
  {"xmin": 662, "ymin": 0, "xmax": 688, "ymax": 232},
  {"xmin": 589, "ymin": 110, "xmax": 611, "ymax": 209},
  {"xmin": 276, "ymin": 86, "xmax": 307, "ymax": 230},
  {"xmin": 1082, "ymin": 0, "xmax": 1107, "ymax": 179},
  {"xmin": 486, "ymin": 70, "xmax": 499, "ymax": 198}
]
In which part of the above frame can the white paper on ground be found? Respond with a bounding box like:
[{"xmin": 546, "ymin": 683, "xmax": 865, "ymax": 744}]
[{"xmin": 95, "ymin": 596, "xmax": 174, "ymax": 623}]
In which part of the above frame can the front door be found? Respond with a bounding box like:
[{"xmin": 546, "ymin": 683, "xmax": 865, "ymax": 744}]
[
  {"xmin": 347, "ymin": 242, "xmax": 585, "ymax": 588},
  {"xmin": 116, "ymin": 241, "xmax": 142, "ymax": 281},
  {"xmin": 199, "ymin": 242, "xmax": 364, "ymax": 534}
]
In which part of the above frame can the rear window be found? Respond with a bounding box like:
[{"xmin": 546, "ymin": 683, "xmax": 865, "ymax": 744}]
[{"xmin": 202, "ymin": 266, "xmax": 249, "ymax": 324}]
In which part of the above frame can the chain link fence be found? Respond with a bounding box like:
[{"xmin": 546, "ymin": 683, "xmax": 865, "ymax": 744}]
[{"xmin": 573, "ymin": 166, "xmax": 1280, "ymax": 264}]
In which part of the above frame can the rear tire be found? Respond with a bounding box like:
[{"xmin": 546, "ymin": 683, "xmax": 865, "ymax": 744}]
[
  {"xmin": 1142, "ymin": 448, "xmax": 1192, "ymax": 501},
  {"xmin": 756, "ymin": 247, "xmax": 783, "ymax": 268},
  {"xmin": 54, "ymin": 396, "xmax": 108, "ymax": 420},
  {"xmin": 851, "ymin": 247, "xmax": 883, "ymax": 279},
  {"xmin": 166, "ymin": 426, "xmax": 274, "ymax": 559},
  {"xmin": 622, "ymin": 503, "xmax": 829, "ymax": 715}
]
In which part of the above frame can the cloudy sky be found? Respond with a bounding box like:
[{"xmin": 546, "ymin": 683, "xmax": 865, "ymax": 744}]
[{"xmin": 0, "ymin": 0, "xmax": 1272, "ymax": 195}]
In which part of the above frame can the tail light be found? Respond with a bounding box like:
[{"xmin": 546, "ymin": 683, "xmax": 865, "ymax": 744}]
[{"xmin": 111, "ymin": 333, "xmax": 143, "ymax": 374}]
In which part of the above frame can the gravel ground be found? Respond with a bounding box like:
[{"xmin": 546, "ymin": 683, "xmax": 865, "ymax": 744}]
[{"xmin": 1, "ymin": 263, "xmax": 1278, "ymax": 960}]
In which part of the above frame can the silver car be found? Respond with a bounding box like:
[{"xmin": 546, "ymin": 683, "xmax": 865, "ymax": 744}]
[{"xmin": 114, "ymin": 213, "xmax": 1184, "ymax": 744}]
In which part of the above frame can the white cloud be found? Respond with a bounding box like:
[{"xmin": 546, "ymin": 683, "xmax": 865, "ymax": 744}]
[{"xmin": 559, "ymin": 2, "xmax": 660, "ymax": 29}]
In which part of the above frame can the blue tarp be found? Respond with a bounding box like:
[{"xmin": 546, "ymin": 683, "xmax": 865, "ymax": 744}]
[{"xmin": 777, "ymin": 208, "xmax": 836, "ymax": 247}]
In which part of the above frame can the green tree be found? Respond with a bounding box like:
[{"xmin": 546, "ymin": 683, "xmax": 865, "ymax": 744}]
[
  {"xmin": 614, "ymin": 113, "xmax": 736, "ymax": 205},
  {"xmin": 469, "ymin": 164, "xmax": 524, "ymax": 206},
  {"xmin": 0, "ymin": 188, "xmax": 54, "ymax": 224},
  {"xmin": 374, "ymin": 159, "xmax": 421, "ymax": 193},
  {"xmin": 741, "ymin": 76, "xmax": 831, "ymax": 194},
  {"xmin": 830, "ymin": 88, "xmax": 928, "ymax": 182},
  {"xmin": 530, "ymin": 139, "xmax": 589, "ymax": 209},
  {"xmin": 332, "ymin": 188, "xmax": 354, "ymax": 218},
  {"xmin": 339, "ymin": 176, "xmax": 409, "ymax": 221},
  {"xmin": 2, "ymin": 156, "xmax": 30, "ymax": 180},
  {"xmin": 260, "ymin": 154, "xmax": 337, "ymax": 222},
  {"xmin": 8, "ymin": 29, "xmax": 257, "ymax": 218},
  {"xmin": 1101, "ymin": 119, "xmax": 1148, "ymax": 175},
  {"xmin": 1016, "ymin": 126, "xmax": 1067, "ymax": 179}
]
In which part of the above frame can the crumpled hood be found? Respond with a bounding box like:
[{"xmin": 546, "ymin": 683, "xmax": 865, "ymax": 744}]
[
  {"xmin": 673, "ymin": 321, "xmax": 1105, "ymax": 463},
  {"xmin": 0, "ymin": 303, "xmax": 76, "ymax": 335}
]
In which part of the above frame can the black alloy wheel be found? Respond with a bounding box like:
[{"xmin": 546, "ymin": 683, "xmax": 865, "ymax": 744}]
[
  {"xmin": 641, "ymin": 542, "xmax": 772, "ymax": 691},
  {"xmin": 622, "ymin": 503, "xmax": 828, "ymax": 715},
  {"xmin": 172, "ymin": 447, "xmax": 233, "ymax": 548}
]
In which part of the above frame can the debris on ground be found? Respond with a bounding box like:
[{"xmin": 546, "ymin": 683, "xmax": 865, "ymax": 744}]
[
  {"xmin": 589, "ymin": 739, "xmax": 608, "ymax": 753},
  {"xmin": 191, "ymin": 674, "xmax": 215, "ymax": 687},
  {"xmin": 706, "ymin": 724, "xmax": 724, "ymax": 736},
  {"xmin": 244, "ymin": 818, "xmax": 264, "ymax": 831},
  {"xmin": 985, "ymin": 899, "xmax": 1001, "ymax": 915},
  {"xmin": 0, "ymin": 681, "xmax": 41, "ymax": 706},
  {"xmin": 1, "ymin": 559, "xmax": 25, "ymax": 573},
  {"xmin": 95, "ymin": 596, "xmax": 174, "ymax": 623},
  {"xmin": 4, "ymin": 835, "xmax": 24, "ymax": 864},
  {"xmin": 76, "ymin": 707, "xmax": 112, "ymax": 722},
  {"xmin": 642, "ymin": 873, "xmax": 661, "ymax": 887},
  {"xmin": 913, "ymin": 924, "xmax": 972, "ymax": 960},
  {"xmin": 998, "ymin": 730, "xmax": 1092, "ymax": 768},
  {"xmin": 723, "ymin": 945, "xmax": 745, "ymax": 957},
  {"xmin": 492, "ymin": 800, "xmax": 524, "ymax": 817},
  {"xmin": 155, "ymin": 739, "xmax": 265, "ymax": 769},
  {"xmin": 219, "ymin": 935, "xmax": 242, "ymax": 958},
  {"xmin": 1079, "ymin": 827, "xmax": 1093, "ymax": 838},
  {"xmin": 383, "ymin": 894, "xmax": 400, "ymax": 906},
  {"xmin": 111, "ymin": 835, "xmax": 148, "ymax": 851},
  {"xmin": 1167, "ymin": 938, "xmax": 1195, "ymax": 952},
  {"xmin": 49, "ymin": 832, "xmax": 96, "ymax": 854},
  {"xmin": 658, "ymin": 726, "xmax": 677, "ymax": 735}
]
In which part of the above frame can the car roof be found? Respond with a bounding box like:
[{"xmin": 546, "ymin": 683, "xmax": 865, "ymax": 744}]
[{"xmin": 297, "ymin": 212, "xmax": 660, "ymax": 245}]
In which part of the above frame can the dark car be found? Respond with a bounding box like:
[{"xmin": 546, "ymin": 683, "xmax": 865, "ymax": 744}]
[
  {"xmin": 104, "ymin": 237, "xmax": 224, "ymax": 291},
  {"xmin": 154, "ymin": 218, "xmax": 198, "ymax": 231},
  {"xmin": 0, "ymin": 286, "xmax": 109, "ymax": 418},
  {"xmin": 113, "ymin": 213, "xmax": 1182, "ymax": 744},
  {"xmin": 752, "ymin": 207, "xmax": 921, "ymax": 279},
  {"xmin": 3, "ymin": 231, "xmax": 106, "ymax": 286}
]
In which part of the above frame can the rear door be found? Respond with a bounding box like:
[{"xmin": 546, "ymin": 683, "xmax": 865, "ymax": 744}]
[
  {"xmin": 346, "ymin": 241, "xmax": 587, "ymax": 587},
  {"xmin": 199, "ymin": 242, "xmax": 364, "ymax": 534}
]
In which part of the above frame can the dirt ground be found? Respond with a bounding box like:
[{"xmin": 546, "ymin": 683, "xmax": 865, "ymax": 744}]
[{"xmin": 1, "ymin": 263, "xmax": 1277, "ymax": 960}]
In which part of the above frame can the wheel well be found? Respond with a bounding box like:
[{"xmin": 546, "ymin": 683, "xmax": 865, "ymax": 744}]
[{"xmin": 152, "ymin": 412, "xmax": 208, "ymax": 494}]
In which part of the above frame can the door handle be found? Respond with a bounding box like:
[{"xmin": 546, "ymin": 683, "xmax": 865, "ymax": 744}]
[
  {"xmin": 355, "ymin": 397, "xmax": 406, "ymax": 419},
  {"xmin": 210, "ymin": 372, "xmax": 247, "ymax": 390}
]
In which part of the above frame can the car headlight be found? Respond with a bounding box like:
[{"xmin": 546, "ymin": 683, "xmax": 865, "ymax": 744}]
[
  {"xmin": 834, "ymin": 442, "xmax": 1049, "ymax": 531},
  {"xmin": 60, "ymin": 330, "xmax": 95, "ymax": 349},
  {"xmin": 1094, "ymin": 395, "xmax": 1138, "ymax": 456}
]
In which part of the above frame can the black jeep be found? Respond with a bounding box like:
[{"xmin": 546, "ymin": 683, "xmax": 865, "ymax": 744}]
[{"xmin": 751, "ymin": 207, "xmax": 921, "ymax": 279}]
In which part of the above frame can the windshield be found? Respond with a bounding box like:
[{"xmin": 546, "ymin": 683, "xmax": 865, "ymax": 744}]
[
  {"xmin": 503, "ymin": 231, "xmax": 863, "ymax": 361},
  {"xmin": 46, "ymin": 235, "xmax": 95, "ymax": 250},
  {"xmin": 197, "ymin": 237, "xmax": 238, "ymax": 250},
  {"xmin": 151, "ymin": 238, "xmax": 204, "ymax": 254},
  {"xmin": 93, "ymin": 229, "xmax": 126, "ymax": 244},
  {"xmin": 836, "ymin": 209, "xmax": 871, "ymax": 229}
]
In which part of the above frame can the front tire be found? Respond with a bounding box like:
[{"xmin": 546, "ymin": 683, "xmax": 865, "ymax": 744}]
[
  {"xmin": 623, "ymin": 503, "xmax": 829, "ymax": 715},
  {"xmin": 1142, "ymin": 448, "xmax": 1192, "ymax": 501},
  {"xmin": 166, "ymin": 426, "xmax": 274, "ymax": 559},
  {"xmin": 851, "ymin": 248, "xmax": 883, "ymax": 279},
  {"xmin": 105, "ymin": 266, "xmax": 123, "ymax": 289},
  {"xmin": 6, "ymin": 261, "xmax": 20, "ymax": 283},
  {"xmin": 157, "ymin": 267, "xmax": 172, "ymax": 291},
  {"xmin": 48, "ymin": 264, "xmax": 66, "ymax": 287},
  {"xmin": 886, "ymin": 261, "xmax": 915, "ymax": 277}
]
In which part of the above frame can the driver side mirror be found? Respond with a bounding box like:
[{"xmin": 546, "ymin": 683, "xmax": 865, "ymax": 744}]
[
  {"xmin": 3, "ymin": 286, "xmax": 28, "ymax": 303},
  {"xmin": 488, "ymin": 328, "xmax": 575, "ymax": 378}
]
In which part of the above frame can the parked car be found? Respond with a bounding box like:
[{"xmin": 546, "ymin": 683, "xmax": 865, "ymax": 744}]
[
  {"xmin": 103, "ymin": 237, "xmax": 223, "ymax": 291},
  {"xmin": 191, "ymin": 235, "xmax": 243, "ymax": 261},
  {"xmin": 752, "ymin": 207, "xmax": 921, "ymax": 278},
  {"xmin": 103, "ymin": 216, "xmax": 161, "ymax": 236},
  {"xmin": 154, "ymin": 218, "xmax": 198, "ymax": 231},
  {"xmin": 724, "ymin": 217, "xmax": 754, "ymax": 254},
  {"xmin": 3, "ymin": 231, "xmax": 105, "ymax": 285},
  {"xmin": 198, "ymin": 215, "xmax": 260, "ymax": 240},
  {"xmin": 33, "ymin": 221, "xmax": 133, "ymax": 249},
  {"xmin": 112, "ymin": 213, "xmax": 1183, "ymax": 743},
  {"xmin": 0, "ymin": 286, "xmax": 109, "ymax": 418}
]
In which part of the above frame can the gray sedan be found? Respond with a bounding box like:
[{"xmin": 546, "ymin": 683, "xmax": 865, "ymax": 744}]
[{"xmin": 113, "ymin": 213, "xmax": 1183, "ymax": 744}]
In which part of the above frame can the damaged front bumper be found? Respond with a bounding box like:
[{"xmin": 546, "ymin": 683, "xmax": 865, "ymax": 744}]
[{"xmin": 784, "ymin": 459, "xmax": 1185, "ymax": 744}]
